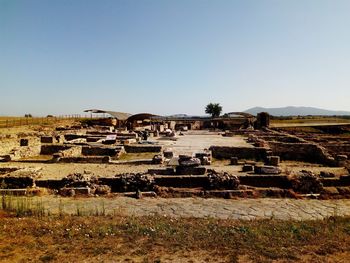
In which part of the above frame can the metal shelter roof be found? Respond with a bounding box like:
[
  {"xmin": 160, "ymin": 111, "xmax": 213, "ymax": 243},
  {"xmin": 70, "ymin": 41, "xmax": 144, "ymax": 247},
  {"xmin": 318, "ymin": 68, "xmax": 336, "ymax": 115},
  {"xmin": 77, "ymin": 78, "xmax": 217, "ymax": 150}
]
[{"xmin": 84, "ymin": 109, "xmax": 131, "ymax": 120}]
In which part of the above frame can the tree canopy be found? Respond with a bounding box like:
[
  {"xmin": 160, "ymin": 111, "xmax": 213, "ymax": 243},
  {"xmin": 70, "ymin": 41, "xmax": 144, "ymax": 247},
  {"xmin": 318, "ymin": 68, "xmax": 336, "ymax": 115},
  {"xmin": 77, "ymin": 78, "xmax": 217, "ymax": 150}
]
[{"xmin": 205, "ymin": 103, "xmax": 222, "ymax": 118}]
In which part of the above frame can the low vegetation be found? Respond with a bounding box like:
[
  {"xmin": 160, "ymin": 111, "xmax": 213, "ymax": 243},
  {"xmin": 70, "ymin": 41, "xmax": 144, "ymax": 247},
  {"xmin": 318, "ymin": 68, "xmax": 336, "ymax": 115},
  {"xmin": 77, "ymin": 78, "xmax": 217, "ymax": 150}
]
[{"xmin": 0, "ymin": 210, "xmax": 350, "ymax": 262}]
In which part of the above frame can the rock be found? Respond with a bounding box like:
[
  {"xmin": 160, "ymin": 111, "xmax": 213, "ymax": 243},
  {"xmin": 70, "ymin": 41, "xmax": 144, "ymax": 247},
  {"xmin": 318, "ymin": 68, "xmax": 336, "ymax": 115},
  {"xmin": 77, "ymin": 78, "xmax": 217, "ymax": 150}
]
[
  {"xmin": 178, "ymin": 157, "xmax": 201, "ymax": 167},
  {"xmin": 207, "ymin": 169, "xmax": 240, "ymax": 190},
  {"xmin": 320, "ymin": 171, "xmax": 335, "ymax": 178},
  {"xmin": 94, "ymin": 185, "xmax": 111, "ymax": 195},
  {"xmin": 62, "ymin": 173, "xmax": 90, "ymax": 186},
  {"xmin": 136, "ymin": 189, "xmax": 142, "ymax": 199},
  {"xmin": 152, "ymin": 154, "xmax": 164, "ymax": 164},
  {"xmin": 59, "ymin": 187, "xmax": 75, "ymax": 197},
  {"xmin": 336, "ymin": 155, "xmax": 348, "ymax": 167},
  {"xmin": 201, "ymin": 156, "xmax": 211, "ymax": 165},
  {"xmin": 291, "ymin": 170, "xmax": 323, "ymax": 194},
  {"xmin": 195, "ymin": 152, "xmax": 212, "ymax": 165},
  {"xmin": 117, "ymin": 173, "xmax": 155, "ymax": 192},
  {"xmin": 254, "ymin": 165, "xmax": 281, "ymax": 174},
  {"xmin": 163, "ymin": 150, "xmax": 174, "ymax": 159},
  {"xmin": 337, "ymin": 155, "xmax": 348, "ymax": 161}
]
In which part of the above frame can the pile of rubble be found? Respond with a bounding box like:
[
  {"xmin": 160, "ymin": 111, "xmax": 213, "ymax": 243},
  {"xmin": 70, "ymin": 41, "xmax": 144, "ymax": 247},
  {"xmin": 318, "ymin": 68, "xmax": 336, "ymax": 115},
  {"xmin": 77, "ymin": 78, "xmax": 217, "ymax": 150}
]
[
  {"xmin": 207, "ymin": 169, "xmax": 240, "ymax": 190},
  {"xmin": 117, "ymin": 173, "xmax": 155, "ymax": 192},
  {"xmin": 290, "ymin": 170, "xmax": 324, "ymax": 194},
  {"xmin": 59, "ymin": 173, "xmax": 111, "ymax": 196}
]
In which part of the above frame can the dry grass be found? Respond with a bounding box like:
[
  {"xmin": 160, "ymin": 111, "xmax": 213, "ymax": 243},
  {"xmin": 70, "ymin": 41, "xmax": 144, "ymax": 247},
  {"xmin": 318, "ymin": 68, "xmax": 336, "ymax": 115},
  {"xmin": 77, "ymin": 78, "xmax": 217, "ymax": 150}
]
[
  {"xmin": 0, "ymin": 211, "xmax": 350, "ymax": 262},
  {"xmin": 271, "ymin": 116, "xmax": 350, "ymax": 125}
]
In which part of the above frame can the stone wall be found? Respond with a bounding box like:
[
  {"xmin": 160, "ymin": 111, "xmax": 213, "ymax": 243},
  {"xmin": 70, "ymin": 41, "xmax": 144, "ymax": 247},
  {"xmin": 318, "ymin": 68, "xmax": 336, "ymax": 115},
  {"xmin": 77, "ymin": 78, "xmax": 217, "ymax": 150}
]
[
  {"xmin": 259, "ymin": 135, "xmax": 304, "ymax": 143},
  {"xmin": 154, "ymin": 175, "xmax": 210, "ymax": 188},
  {"xmin": 58, "ymin": 156, "xmax": 110, "ymax": 163},
  {"xmin": 238, "ymin": 175, "xmax": 292, "ymax": 189},
  {"xmin": 82, "ymin": 146, "xmax": 122, "ymax": 157},
  {"xmin": 325, "ymin": 145, "xmax": 350, "ymax": 156},
  {"xmin": 64, "ymin": 134, "xmax": 87, "ymax": 141},
  {"xmin": 268, "ymin": 142, "xmax": 335, "ymax": 165},
  {"xmin": 124, "ymin": 145, "xmax": 162, "ymax": 153},
  {"xmin": 40, "ymin": 144, "xmax": 72, "ymax": 155},
  {"xmin": 209, "ymin": 146, "xmax": 269, "ymax": 161},
  {"xmin": 60, "ymin": 146, "xmax": 82, "ymax": 157}
]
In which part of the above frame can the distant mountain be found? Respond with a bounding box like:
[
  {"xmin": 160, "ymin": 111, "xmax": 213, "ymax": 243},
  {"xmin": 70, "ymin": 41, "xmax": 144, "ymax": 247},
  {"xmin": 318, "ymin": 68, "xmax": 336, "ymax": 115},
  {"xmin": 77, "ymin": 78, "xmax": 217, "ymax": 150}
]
[
  {"xmin": 167, "ymin": 114, "xmax": 207, "ymax": 118},
  {"xmin": 244, "ymin": 106, "xmax": 350, "ymax": 116},
  {"xmin": 167, "ymin": 114, "xmax": 189, "ymax": 118}
]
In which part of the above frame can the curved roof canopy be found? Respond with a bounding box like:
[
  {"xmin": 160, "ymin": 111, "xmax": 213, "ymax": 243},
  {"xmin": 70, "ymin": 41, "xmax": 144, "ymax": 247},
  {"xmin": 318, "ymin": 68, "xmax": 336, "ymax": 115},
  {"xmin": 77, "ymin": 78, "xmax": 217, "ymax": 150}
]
[{"xmin": 84, "ymin": 109, "xmax": 131, "ymax": 120}]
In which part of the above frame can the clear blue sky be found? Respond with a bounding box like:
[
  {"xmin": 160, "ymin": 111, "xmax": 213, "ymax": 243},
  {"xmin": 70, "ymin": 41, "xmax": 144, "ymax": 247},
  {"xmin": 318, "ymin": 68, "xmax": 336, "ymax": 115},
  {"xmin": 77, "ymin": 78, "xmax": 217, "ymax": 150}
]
[{"xmin": 1, "ymin": 0, "xmax": 350, "ymax": 116}]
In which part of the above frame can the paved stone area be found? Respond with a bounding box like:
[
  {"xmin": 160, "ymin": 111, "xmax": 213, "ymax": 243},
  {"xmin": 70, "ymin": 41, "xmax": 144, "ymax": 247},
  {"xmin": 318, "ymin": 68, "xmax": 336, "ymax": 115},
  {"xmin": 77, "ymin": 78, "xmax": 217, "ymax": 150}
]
[
  {"xmin": 154, "ymin": 130, "xmax": 252, "ymax": 156},
  {"xmin": 28, "ymin": 197, "xmax": 350, "ymax": 220}
]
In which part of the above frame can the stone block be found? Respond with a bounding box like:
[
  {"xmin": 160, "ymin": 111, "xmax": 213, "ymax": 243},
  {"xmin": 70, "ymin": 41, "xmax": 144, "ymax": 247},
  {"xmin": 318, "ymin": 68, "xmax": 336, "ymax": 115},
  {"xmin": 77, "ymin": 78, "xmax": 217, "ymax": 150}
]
[
  {"xmin": 195, "ymin": 152, "xmax": 212, "ymax": 165},
  {"xmin": 254, "ymin": 165, "xmax": 281, "ymax": 174},
  {"xmin": 152, "ymin": 154, "xmax": 164, "ymax": 164},
  {"xmin": 124, "ymin": 145, "xmax": 162, "ymax": 153},
  {"xmin": 148, "ymin": 168, "xmax": 175, "ymax": 175},
  {"xmin": 178, "ymin": 157, "xmax": 201, "ymax": 167},
  {"xmin": 176, "ymin": 166, "xmax": 206, "ymax": 175},
  {"xmin": 201, "ymin": 156, "xmax": 211, "ymax": 165},
  {"xmin": 336, "ymin": 154, "xmax": 348, "ymax": 167},
  {"xmin": 242, "ymin": 164, "xmax": 254, "ymax": 172},
  {"xmin": 41, "ymin": 136, "xmax": 53, "ymax": 143},
  {"xmin": 64, "ymin": 187, "xmax": 91, "ymax": 195},
  {"xmin": 269, "ymin": 156, "xmax": 280, "ymax": 166},
  {"xmin": 0, "ymin": 155, "xmax": 11, "ymax": 162},
  {"xmin": 20, "ymin": 139, "xmax": 28, "ymax": 146},
  {"xmin": 336, "ymin": 155, "xmax": 348, "ymax": 161},
  {"xmin": 163, "ymin": 150, "xmax": 174, "ymax": 159}
]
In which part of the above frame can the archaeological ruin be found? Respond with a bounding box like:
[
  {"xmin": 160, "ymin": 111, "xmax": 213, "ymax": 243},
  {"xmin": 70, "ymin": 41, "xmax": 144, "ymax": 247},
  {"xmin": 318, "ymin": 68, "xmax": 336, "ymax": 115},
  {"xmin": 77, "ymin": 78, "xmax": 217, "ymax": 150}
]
[{"xmin": 0, "ymin": 110, "xmax": 350, "ymax": 200}]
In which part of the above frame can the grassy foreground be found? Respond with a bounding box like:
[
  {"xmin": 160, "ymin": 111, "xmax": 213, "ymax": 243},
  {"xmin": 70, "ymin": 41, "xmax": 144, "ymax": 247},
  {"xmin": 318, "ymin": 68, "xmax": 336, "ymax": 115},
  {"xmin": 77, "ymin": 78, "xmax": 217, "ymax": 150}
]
[{"xmin": 0, "ymin": 211, "xmax": 350, "ymax": 263}]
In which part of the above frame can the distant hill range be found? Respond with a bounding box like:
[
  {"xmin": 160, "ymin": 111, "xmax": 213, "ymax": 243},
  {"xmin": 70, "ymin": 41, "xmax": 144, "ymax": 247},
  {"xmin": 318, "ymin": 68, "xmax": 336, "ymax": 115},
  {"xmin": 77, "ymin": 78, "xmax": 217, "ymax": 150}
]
[{"xmin": 244, "ymin": 106, "xmax": 350, "ymax": 116}]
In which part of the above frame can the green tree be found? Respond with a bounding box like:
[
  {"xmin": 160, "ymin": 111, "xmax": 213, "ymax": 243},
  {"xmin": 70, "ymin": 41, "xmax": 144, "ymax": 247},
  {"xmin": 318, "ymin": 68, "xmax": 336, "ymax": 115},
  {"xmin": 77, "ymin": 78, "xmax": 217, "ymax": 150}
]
[{"xmin": 205, "ymin": 103, "xmax": 222, "ymax": 118}]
